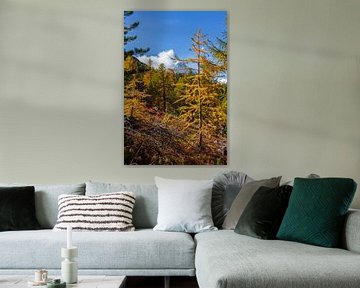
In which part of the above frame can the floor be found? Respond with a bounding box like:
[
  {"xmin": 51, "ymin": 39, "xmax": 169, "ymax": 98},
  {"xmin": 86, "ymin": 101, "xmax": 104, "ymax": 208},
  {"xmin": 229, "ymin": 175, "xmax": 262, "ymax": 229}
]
[{"xmin": 126, "ymin": 276, "xmax": 199, "ymax": 288}]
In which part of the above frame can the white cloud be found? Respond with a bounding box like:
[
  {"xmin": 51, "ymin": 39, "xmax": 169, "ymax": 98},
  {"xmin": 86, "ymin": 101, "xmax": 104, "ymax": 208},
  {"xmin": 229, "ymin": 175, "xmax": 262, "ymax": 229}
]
[
  {"xmin": 137, "ymin": 49, "xmax": 178, "ymax": 69},
  {"xmin": 218, "ymin": 77, "xmax": 227, "ymax": 84}
]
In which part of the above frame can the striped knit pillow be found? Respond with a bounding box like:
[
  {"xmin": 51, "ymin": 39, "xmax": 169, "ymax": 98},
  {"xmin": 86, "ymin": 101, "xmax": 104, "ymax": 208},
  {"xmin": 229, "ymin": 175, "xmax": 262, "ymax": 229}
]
[{"xmin": 53, "ymin": 192, "xmax": 136, "ymax": 231}]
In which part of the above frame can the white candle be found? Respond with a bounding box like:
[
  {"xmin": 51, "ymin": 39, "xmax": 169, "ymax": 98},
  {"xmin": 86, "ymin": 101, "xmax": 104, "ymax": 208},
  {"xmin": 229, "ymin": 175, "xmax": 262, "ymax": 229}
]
[{"xmin": 67, "ymin": 225, "xmax": 72, "ymax": 249}]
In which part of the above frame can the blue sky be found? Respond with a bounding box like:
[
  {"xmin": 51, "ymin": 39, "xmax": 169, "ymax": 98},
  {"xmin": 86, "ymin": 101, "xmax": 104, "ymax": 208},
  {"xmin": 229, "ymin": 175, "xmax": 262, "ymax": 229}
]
[{"xmin": 124, "ymin": 11, "xmax": 227, "ymax": 68}]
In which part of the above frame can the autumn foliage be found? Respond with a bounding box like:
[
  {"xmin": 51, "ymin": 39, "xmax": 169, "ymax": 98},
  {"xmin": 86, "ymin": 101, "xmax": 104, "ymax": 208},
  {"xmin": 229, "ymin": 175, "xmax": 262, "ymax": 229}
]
[{"xmin": 124, "ymin": 28, "xmax": 227, "ymax": 165}]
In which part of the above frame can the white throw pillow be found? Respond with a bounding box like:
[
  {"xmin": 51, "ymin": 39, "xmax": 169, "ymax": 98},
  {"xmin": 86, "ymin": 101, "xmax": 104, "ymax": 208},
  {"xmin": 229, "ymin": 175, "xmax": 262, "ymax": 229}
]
[
  {"xmin": 153, "ymin": 177, "xmax": 217, "ymax": 233},
  {"xmin": 53, "ymin": 192, "xmax": 135, "ymax": 232}
]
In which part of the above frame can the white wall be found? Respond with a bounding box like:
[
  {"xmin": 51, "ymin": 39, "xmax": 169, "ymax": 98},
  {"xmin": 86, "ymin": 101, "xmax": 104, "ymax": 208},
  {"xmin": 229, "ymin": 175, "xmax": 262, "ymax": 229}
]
[{"xmin": 0, "ymin": 0, "xmax": 359, "ymax": 207}]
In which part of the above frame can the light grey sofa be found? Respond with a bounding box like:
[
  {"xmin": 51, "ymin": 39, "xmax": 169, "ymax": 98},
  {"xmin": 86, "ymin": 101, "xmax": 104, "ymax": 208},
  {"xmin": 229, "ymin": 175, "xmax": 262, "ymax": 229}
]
[{"xmin": 0, "ymin": 181, "xmax": 360, "ymax": 288}]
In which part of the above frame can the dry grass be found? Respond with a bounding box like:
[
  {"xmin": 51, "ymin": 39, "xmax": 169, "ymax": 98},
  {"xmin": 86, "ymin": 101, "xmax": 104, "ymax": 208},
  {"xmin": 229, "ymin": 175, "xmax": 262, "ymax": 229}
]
[{"xmin": 124, "ymin": 106, "xmax": 227, "ymax": 165}]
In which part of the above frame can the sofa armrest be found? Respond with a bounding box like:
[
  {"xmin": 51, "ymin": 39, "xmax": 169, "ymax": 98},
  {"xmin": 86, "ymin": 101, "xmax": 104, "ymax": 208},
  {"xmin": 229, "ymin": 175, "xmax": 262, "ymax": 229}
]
[{"xmin": 342, "ymin": 209, "xmax": 360, "ymax": 253}]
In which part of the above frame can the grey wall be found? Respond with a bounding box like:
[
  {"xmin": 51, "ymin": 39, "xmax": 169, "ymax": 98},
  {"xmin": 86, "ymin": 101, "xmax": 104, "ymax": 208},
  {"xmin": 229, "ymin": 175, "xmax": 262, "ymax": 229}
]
[{"xmin": 0, "ymin": 0, "xmax": 359, "ymax": 207}]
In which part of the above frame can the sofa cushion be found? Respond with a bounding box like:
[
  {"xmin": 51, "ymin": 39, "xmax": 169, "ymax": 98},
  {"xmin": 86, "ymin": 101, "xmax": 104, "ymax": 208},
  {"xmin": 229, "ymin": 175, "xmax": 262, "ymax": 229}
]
[
  {"xmin": 222, "ymin": 176, "xmax": 281, "ymax": 229},
  {"xmin": 0, "ymin": 183, "xmax": 85, "ymax": 229},
  {"xmin": 53, "ymin": 192, "xmax": 136, "ymax": 232},
  {"xmin": 277, "ymin": 178, "xmax": 357, "ymax": 247},
  {"xmin": 0, "ymin": 186, "xmax": 40, "ymax": 231},
  {"xmin": 0, "ymin": 229, "xmax": 195, "ymax": 271},
  {"xmin": 212, "ymin": 171, "xmax": 249, "ymax": 228},
  {"xmin": 86, "ymin": 181, "xmax": 158, "ymax": 229},
  {"xmin": 195, "ymin": 230, "xmax": 360, "ymax": 288},
  {"xmin": 234, "ymin": 185, "xmax": 292, "ymax": 239},
  {"xmin": 342, "ymin": 209, "xmax": 360, "ymax": 253},
  {"xmin": 154, "ymin": 177, "xmax": 216, "ymax": 233}
]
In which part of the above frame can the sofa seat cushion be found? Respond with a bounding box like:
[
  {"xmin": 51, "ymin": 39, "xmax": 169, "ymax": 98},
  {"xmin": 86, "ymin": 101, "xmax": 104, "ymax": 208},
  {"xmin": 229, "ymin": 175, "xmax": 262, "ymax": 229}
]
[
  {"xmin": 0, "ymin": 229, "xmax": 195, "ymax": 270},
  {"xmin": 195, "ymin": 230, "xmax": 360, "ymax": 288}
]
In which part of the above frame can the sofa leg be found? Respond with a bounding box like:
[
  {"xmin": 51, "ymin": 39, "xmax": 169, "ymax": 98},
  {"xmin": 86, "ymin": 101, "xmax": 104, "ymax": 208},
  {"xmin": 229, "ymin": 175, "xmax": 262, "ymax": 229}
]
[{"xmin": 164, "ymin": 276, "xmax": 170, "ymax": 288}]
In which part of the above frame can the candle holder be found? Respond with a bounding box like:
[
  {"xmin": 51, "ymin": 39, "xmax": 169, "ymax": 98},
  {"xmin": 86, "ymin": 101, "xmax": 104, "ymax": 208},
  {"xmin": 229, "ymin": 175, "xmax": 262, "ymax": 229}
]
[{"xmin": 61, "ymin": 247, "xmax": 78, "ymax": 284}]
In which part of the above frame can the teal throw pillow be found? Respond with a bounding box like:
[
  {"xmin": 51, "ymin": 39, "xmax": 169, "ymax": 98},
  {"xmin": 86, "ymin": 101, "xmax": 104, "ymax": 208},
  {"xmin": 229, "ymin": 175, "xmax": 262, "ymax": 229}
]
[{"xmin": 277, "ymin": 178, "xmax": 357, "ymax": 247}]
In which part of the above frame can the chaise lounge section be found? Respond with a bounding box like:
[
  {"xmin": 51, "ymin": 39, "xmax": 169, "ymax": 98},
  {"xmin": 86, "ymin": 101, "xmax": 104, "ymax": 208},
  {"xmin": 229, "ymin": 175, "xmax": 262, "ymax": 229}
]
[{"xmin": 195, "ymin": 215, "xmax": 360, "ymax": 288}]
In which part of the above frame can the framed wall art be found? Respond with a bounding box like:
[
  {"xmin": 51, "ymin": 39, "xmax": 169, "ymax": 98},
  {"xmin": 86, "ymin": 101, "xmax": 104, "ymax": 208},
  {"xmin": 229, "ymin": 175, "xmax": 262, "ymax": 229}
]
[{"xmin": 124, "ymin": 11, "xmax": 227, "ymax": 165}]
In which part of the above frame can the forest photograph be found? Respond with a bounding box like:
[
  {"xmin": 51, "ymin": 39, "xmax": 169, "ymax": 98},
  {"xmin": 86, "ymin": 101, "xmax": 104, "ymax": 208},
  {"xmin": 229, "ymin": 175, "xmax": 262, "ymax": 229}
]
[{"xmin": 124, "ymin": 11, "xmax": 227, "ymax": 165}]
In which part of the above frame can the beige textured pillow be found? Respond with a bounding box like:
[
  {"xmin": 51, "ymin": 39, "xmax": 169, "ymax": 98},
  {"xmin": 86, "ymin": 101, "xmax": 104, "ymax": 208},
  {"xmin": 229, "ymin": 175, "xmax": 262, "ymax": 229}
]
[
  {"xmin": 222, "ymin": 176, "xmax": 281, "ymax": 230},
  {"xmin": 53, "ymin": 192, "xmax": 136, "ymax": 232}
]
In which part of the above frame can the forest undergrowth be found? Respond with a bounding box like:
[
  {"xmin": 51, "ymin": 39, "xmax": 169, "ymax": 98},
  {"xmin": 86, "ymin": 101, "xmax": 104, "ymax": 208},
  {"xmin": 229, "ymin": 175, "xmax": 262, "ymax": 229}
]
[{"xmin": 124, "ymin": 105, "xmax": 227, "ymax": 165}]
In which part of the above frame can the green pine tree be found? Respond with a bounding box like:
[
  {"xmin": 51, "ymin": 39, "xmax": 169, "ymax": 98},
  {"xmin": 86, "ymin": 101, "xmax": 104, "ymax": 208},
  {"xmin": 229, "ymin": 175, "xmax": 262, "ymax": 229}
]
[{"xmin": 124, "ymin": 11, "xmax": 149, "ymax": 57}]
